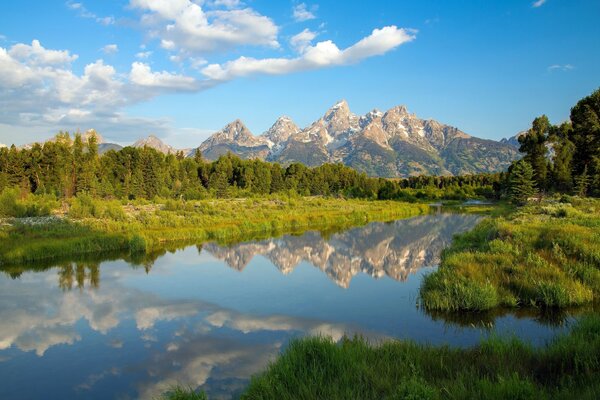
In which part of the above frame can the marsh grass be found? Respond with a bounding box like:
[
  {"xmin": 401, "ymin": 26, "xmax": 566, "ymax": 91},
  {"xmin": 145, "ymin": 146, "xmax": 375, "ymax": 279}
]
[
  {"xmin": 166, "ymin": 315, "xmax": 600, "ymax": 400},
  {"xmin": 0, "ymin": 197, "xmax": 429, "ymax": 265},
  {"xmin": 420, "ymin": 198, "xmax": 600, "ymax": 311}
]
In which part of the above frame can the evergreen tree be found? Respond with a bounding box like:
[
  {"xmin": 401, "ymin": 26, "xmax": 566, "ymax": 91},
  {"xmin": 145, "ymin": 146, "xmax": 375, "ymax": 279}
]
[
  {"xmin": 519, "ymin": 116, "xmax": 550, "ymax": 190},
  {"xmin": 549, "ymin": 122, "xmax": 575, "ymax": 193},
  {"xmin": 570, "ymin": 87, "xmax": 600, "ymax": 193},
  {"xmin": 509, "ymin": 160, "xmax": 536, "ymax": 205},
  {"xmin": 574, "ymin": 165, "xmax": 591, "ymax": 197}
]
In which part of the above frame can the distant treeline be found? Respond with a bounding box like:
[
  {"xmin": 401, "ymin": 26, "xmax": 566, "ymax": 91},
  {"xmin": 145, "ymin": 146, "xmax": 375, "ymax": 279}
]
[{"xmin": 0, "ymin": 134, "xmax": 502, "ymax": 202}]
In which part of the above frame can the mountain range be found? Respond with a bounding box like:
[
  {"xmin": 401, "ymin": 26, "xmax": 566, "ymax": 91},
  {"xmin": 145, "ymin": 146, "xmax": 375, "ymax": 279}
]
[{"xmin": 14, "ymin": 101, "xmax": 523, "ymax": 177}]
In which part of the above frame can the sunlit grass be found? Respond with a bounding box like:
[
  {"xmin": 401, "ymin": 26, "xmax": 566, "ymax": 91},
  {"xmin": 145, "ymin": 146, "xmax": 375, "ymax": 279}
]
[
  {"xmin": 0, "ymin": 196, "xmax": 429, "ymax": 265},
  {"xmin": 165, "ymin": 315, "xmax": 600, "ymax": 400},
  {"xmin": 420, "ymin": 198, "xmax": 600, "ymax": 310}
]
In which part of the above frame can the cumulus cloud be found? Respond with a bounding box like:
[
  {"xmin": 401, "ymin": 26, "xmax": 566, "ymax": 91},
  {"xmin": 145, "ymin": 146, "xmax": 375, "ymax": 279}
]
[
  {"xmin": 0, "ymin": 23, "xmax": 415, "ymax": 145},
  {"xmin": 532, "ymin": 0, "xmax": 547, "ymax": 7},
  {"xmin": 102, "ymin": 44, "xmax": 118, "ymax": 54},
  {"xmin": 0, "ymin": 40, "xmax": 202, "ymax": 144},
  {"xmin": 130, "ymin": 62, "xmax": 199, "ymax": 90},
  {"xmin": 8, "ymin": 39, "xmax": 78, "ymax": 65},
  {"xmin": 130, "ymin": 0, "xmax": 279, "ymax": 54},
  {"xmin": 202, "ymin": 26, "xmax": 415, "ymax": 81},
  {"xmin": 290, "ymin": 28, "xmax": 317, "ymax": 53},
  {"xmin": 293, "ymin": 3, "xmax": 316, "ymax": 22}
]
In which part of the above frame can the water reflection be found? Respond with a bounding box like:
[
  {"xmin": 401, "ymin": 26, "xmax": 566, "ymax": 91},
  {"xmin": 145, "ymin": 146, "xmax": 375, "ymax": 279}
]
[
  {"xmin": 204, "ymin": 214, "xmax": 482, "ymax": 287},
  {"xmin": 0, "ymin": 213, "xmax": 574, "ymax": 400}
]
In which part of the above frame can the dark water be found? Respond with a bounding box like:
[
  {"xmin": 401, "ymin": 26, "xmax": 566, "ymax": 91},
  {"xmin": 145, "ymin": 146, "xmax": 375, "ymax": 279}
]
[{"xmin": 0, "ymin": 214, "xmax": 574, "ymax": 399}]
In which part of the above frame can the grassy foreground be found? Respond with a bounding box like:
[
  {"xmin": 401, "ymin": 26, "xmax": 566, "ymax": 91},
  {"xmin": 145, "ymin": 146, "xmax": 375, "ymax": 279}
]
[
  {"xmin": 165, "ymin": 314, "xmax": 600, "ymax": 400},
  {"xmin": 420, "ymin": 197, "xmax": 600, "ymax": 311},
  {"xmin": 0, "ymin": 196, "xmax": 429, "ymax": 265}
]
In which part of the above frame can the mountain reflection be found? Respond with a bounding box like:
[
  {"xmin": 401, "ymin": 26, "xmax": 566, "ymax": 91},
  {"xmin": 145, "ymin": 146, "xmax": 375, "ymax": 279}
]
[{"xmin": 203, "ymin": 214, "xmax": 482, "ymax": 288}]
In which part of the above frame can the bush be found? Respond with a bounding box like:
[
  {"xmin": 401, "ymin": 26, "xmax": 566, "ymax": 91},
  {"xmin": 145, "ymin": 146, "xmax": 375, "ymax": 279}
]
[
  {"xmin": 0, "ymin": 188, "xmax": 26, "ymax": 217},
  {"xmin": 0, "ymin": 188, "xmax": 55, "ymax": 217}
]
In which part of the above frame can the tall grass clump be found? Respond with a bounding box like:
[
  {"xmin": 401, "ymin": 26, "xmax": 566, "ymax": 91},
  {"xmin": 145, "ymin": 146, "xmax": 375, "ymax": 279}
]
[
  {"xmin": 420, "ymin": 198, "xmax": 600, "ymax": 311},
  {"xmin": 234, "ymin": 314, "xmax": 600, "ymax": 400}
]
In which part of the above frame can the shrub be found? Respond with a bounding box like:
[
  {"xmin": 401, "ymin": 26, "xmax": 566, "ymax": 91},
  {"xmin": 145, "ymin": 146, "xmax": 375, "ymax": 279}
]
[{"xmin": 0, "ymin": 188, "xmax": 27, "ymax": 217}]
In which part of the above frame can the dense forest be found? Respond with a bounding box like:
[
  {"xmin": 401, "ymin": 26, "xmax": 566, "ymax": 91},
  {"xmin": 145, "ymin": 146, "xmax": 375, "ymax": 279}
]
[
  {"xmin": 0, "ymin": 88, "xmax": 598, "ymax": 211},
  {"xmin": 0, "ymin": 133, "xmax": 501, "ymax": 204}
]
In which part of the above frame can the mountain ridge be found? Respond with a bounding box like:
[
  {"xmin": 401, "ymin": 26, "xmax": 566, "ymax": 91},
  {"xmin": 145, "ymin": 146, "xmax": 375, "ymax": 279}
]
[
  {"xmin": 9, "ymin": 102, "xmax": 522, "ymax": 177},
  {"xmin": 189, "ymin": 100, "xmax": 520, "ymax": 177}
]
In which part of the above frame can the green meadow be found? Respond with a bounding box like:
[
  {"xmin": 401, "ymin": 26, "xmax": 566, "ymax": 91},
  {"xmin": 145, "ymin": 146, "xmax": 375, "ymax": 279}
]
[
  {"xmin": 0, "ymin": 194, "xmax": 429, "ymax": 265},
  {"xmin": 420, "ymin": 197, "xmax": 600, "ymax": 311}
]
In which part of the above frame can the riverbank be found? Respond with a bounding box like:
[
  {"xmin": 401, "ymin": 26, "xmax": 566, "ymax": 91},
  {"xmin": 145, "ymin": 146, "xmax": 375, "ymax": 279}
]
[
  {"xmin": 165, "ymin": 314, "xmax": 600, "ymax": 399},
  {"xmin": 420, "ymin": 197, "xmax": 600, "ymax": 311},
  {"xmin": 0, "ymin": 197, "xmax": 429, "ymax": 265}
]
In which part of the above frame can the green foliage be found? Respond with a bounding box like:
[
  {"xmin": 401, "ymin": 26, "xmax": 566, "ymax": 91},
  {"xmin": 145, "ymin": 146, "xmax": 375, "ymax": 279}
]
[
  {"xmin": 233, "ymin": 315, "xmax": 600, "ymax": 400},
  {"xmin": 510, "ymin": 88, "xmax": 600, "ymax": 198},
  {"xmin": 0, "ymin": 188, "xmax": 55, "ymax": 217},
  {"xmin": 518, "ymin": 115, "xmax": 550, "ymax": 189},
  {"xmin": 420, "ymin": 198, "xmax": 600, "ymax": 311},
  {"xmin": 68, "ymin": 193, "xmax": 126, "ymax": 220},
  {"xmin": 509, "ymin": 160, "xmax": 536, "ymax": 205},
  {"xmin": 0, "ymin": 197, "xmax": 428, "ymax": 265}
]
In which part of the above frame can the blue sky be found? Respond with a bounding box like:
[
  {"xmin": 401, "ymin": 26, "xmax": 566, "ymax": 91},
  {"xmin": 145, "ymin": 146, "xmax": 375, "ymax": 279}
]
[{"xmin": 0, "ymin": 0, "xmax": 598, "ymax": 147}]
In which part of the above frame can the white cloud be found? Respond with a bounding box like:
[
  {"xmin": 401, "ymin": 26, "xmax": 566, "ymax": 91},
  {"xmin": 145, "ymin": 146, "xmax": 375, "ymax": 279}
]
[
  {"xmin": 102, "ymin": 44, "xmax": 118, "ymax": 54},
  {"xmin": 130, "ymin": 62, "xmax": 199, "ymax": 90},
  {"xmin": 0, "ymin": 40, "xmax": 203, "ymax": 144},
  {"xmin": 130, "ymin": 0, "xmax": 279, "ymax": 54},
  {"xmin": 532, "ymin": 0, "xmax": 547, "ymax": 7},
  {"xmin": 290, "ymin": 28, "xmax": 317, "ymax": 53},
  {"xmin": 202, "ymin": 26, "xmax": 415, "ymax": 81},
  {"xmin": 547, "ymin": 64, "xmax": 574, "ymax": 72},
  {"xmin": 8, "ymin": 39, "xmax": 78, "ymax": 65},
  {"xmin": 0, "ymin": 23, "xmax": 415, "ymax": 145},
  {"xmin": 293, "ymin": 3, "xmax": 316, "ymax": 22},
  {"xmin": 135, "ymin": 50, "xmax": 152, "ymax": 59}
]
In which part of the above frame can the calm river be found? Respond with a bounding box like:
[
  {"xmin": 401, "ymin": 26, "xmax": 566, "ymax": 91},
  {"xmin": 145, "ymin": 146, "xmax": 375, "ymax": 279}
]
[{"xmin": 0, "ymin": 213, "xmax": 574, "ymax": 399}]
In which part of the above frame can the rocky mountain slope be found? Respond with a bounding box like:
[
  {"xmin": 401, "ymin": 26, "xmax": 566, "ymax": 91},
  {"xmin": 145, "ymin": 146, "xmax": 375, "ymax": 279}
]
[
  {"xmin": 132, "ymin": 135, "xmax": 177, "ymax": 154},
  {"xmin": 191, "ymin": 100, "xmax": 520, "ymax": 177},
  {"xmin": 500, "ymin": 130, "xmax": 527, "ymax": 148}
]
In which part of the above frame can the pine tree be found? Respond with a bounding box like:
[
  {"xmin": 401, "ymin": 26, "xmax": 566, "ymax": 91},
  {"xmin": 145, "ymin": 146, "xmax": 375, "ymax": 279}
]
[
  {"xmin": 509, "ymin": 160, "xmax": 536, "ymax": 205},
  {"xmin": 574, "ymin": 165, "xmax": 591, "ymax": 197},
  {"xmin": 519, "ymin": 116, "xmax": 550, "ymax": 190}
]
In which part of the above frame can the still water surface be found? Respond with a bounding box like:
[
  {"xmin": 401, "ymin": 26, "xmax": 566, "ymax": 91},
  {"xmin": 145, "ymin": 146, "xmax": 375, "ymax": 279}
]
[{"xmin": 0, "ymin": 213, "xmax": 572, "ymax": 399}]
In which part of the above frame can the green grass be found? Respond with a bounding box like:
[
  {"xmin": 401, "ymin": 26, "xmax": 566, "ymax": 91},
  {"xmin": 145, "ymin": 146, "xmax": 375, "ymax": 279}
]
[
  {"xmin": 0, "ymin": 196, "xmax": 429, "ymax": 265},
  {"xmin": 165, "ymin": 314, "xmax": 600, "ymax": 400},
  {"xmin": 420, "ymin": 198, "xmax": 600, "ymax": 311}
]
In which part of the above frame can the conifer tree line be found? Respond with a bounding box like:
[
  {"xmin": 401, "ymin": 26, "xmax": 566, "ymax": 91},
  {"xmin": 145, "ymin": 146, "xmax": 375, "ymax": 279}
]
[
  {"xmin": 508, "ymin": 87, "xmax": 600, "ymax": 203},
  {"xmin": 0, "ymin": 133, "xmax": 498, "ymax": 201}
]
